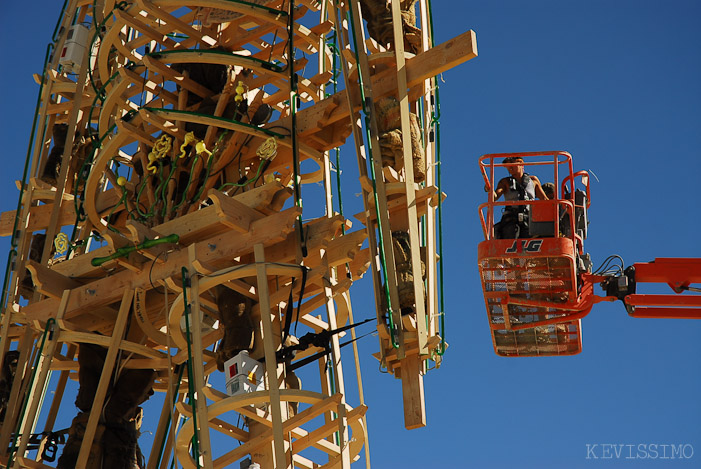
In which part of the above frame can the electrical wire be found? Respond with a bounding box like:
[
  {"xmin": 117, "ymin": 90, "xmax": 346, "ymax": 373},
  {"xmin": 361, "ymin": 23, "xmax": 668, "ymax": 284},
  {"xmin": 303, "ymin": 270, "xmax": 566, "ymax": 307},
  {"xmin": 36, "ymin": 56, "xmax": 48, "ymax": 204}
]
[{"xmin": 593, "ymin": 255, "xmax": 625, "ymax": 276}]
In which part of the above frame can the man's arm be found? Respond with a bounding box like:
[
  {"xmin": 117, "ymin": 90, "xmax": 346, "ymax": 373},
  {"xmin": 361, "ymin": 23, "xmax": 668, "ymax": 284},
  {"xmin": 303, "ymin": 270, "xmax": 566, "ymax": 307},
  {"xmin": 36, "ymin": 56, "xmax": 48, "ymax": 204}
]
[
  {"xmin": 492, "ymin": 178, "xmax": 507, "ymax": 200},
  {"xmin": 531, "ymin": 175, "xmax": 549, "ymax": 200}
]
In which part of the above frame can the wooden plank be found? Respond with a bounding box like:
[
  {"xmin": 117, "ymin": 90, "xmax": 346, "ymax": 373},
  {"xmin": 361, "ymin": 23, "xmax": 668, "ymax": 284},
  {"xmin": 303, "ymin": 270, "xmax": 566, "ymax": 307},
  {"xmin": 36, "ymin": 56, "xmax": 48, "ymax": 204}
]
[
  {"xmin": 0, "ymin": 327, "xmax": 35, "ymax": 453},
  {"xmin": 289, "ymin": 29, "xmax": 478, "ymax": 140},
  {"xmin": 208, "ymin": 189, "xmax": 265, "ymax": 232},
  {"xmin": 22, "ymin": 208, "xmax": 300, "ymax": 323},
  {"xmin": 125, "ymin": 220, "xmax": 172, "ymax": 262},
  {"xmin": 0, "ymin": 203, "xmax": 77, "ymax": 236},
  {"xmin": 103, "ymin": 231, "xmax": 148, "ymax": 272},
  {"xmin": 390, "ymin": 0, "xmax": 429, "ymax": 358},
  {"xmin": 142, "ymin": 55, "xmax": 213, "ymax": 99},
  {"xmin": 135, "ymin": 0, "xmax": 212, "ymax": 46},
  {"xmin": 42, "ymin": 343, "xmax": 77, "ymax": 433},
  {"xmin": 214, "ymin": 394, "xmax": 344, "ymax": 467},
  {"xmin": 320, "ymin": 251, "xmax": 351, "ymax": 467},
  {"xmin": 15, "ymin": 291, "xmax": 69, "ymax": 459},
  {"xmin": 146, "ymin": 370, "xmax": 181, "ymax": 469},
  {"xmin": 400, "ymin": 353, "xmax": 426, "ymax": 430},
  {"xmin": 419, "ymin": 0, "xmax": 441, "ymax": 348},
  {"xmin": 253, "ymin": 243, "xmax": 287, "ymax": 469},
  {"xmin": 346, "ymin": 0, "xmax": 405, "ymax": 359},
  {"xmin": 25, "ymin": 260, "xmax": 81, "ymax": 299},
  {"xmin": 76, "ymin": 289, "xmax": 134, "ymax": 468},
  {"xmin": 291, "ymin": 404, "xmax": 367, "ymax": 454}
]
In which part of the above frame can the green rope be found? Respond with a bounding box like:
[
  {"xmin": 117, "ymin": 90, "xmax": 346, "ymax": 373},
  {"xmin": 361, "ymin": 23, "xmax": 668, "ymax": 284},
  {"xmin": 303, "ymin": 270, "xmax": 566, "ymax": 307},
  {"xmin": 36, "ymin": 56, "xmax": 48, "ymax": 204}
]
[
  {"xmin": 181, "ymin": 267, "xmax": 201, "ymax": 467},
  {"xmin": 345, "ymin": 6, "xmax": 399, "ymax": 348}
]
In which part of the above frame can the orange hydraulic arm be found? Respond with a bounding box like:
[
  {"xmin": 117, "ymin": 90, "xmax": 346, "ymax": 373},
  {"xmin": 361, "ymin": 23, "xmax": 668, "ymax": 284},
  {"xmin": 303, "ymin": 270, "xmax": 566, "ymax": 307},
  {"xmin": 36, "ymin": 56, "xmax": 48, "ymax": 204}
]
[{"xmin": 602, "ymin": 258, "xmax": 701, "ymax": 319}]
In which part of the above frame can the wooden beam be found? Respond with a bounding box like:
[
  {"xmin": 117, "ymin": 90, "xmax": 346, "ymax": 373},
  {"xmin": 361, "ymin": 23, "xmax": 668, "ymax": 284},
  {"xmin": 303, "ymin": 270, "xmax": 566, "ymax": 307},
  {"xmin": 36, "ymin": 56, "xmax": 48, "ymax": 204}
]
[
  {"xmin": 208, "ymin": 189, "xmax": 265, "ymax": 232},
  {"xmin": 253, "ymin": 243, "xmax": 287, "ymax": 469},
  {"xmin": 22, "ymin": 208, "xmax": 300, "ymax": 323},
  {"xmin": 0, "ymin": 203, "xmax": 77, "ymax": 237},
  {"xmin": 287, "ymin": 29, "xmax": 478, "ymax": 140},
  {"xmin": 26, "ymin": 260, "xmax": 81, "ymax": 299}
]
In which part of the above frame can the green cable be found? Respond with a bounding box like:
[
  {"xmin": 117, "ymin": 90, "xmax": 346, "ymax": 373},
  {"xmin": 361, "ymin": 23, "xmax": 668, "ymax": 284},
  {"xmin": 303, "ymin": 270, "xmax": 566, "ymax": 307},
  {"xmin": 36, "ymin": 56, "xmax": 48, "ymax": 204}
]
[
  {"xmin": 216, "ymin": 157, "xmax": 266, "ymax": 192},
  {"xmin": 185, "ymin": 130, "xmax": 229, "ymax": 209},
  {"xmin": 287, "ymin": 0, "xmax": 306, "ymax": 256},
  {"xmin": 52, "ymin": 0, "xmax": 69, "ymax": 41},
  {"xmin": 328, "ymin": 32, "xmax": 345, "ymax": 231},
  {"xmin": 345, "ymin": 6, "xmax": 399, "ymax": 348},
  {"xmin": 170, "ymin": 152, "xmax": 201, "ymax": 214},
  {"xmin": 6, "ymin": 319, "xmax": 56, "ymax": 466},
  {"xmin": 156, "ymin": 158, "xmax": 180, "ymax": 218},
  {"xmin": 134, "ymin": 165, "xmax": 156, "ymax": 219},
  {"xmin": 186, "ymin": 153, "xmax": 216, "ymax": 207},
  {"xmin": 426, "ymin": 0, "xmax": 446, "ymax": 356},
  {"xmin": 181, "ymin": 267, "xmax": 201, "ymax": 467}
]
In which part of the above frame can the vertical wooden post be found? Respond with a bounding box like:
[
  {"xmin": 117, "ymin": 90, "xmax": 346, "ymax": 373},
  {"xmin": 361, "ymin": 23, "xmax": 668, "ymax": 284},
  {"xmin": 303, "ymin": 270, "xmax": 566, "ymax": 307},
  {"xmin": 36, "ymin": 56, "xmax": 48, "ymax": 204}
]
[
  {"xmin": 337, "ymin": 291, "xmax": 372, "ymax": 468},
  {"xmin": 0, "ymin": 327, "xmax": 35, "ymax": 454},
  {"xmin": 254, "ymin": 244, "xmax": 288, "ymax": 469},
  {"xmin": 321, "ymin": 250, "xmax": 351, "ymax": 468},
  {"xmin": 419, "ymin": 0, "xmax": 440, "ymax": 342},
  {"xmin": 41, "ymin": 344, "xmax": 77, "ymax": 435},
  {"xmin": 15, "ymin": 290, "xmax": 69, "ymax": 464},
  {"xmin": 187, "ymin": 245, "xmax": 214, "ymax": 469},
  {"xmin": 389, "ymin": 0, "xmax": 429, "ymax": 355},
  {"xmin": 344, "ymin": 0, "xmax": 406, "ymax": 358},
  {"xmin": 400, "ymin": 353, "xmax": 426, "ymax": 430}
]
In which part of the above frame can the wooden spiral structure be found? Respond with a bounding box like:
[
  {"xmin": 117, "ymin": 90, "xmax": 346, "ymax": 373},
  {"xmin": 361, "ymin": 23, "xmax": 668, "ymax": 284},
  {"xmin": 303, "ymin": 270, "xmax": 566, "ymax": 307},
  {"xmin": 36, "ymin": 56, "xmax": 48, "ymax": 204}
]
[{"xmin": 0, "ymin": 1, "xmax": 476, "ymax": 467}]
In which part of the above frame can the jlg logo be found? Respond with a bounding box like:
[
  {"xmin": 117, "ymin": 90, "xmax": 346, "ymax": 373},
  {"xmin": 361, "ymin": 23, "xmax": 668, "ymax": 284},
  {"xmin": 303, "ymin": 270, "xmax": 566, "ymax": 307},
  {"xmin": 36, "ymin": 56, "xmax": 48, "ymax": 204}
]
[{"xmin": 505, "ymin": 239, "xmax": 543, "ymax": 254}]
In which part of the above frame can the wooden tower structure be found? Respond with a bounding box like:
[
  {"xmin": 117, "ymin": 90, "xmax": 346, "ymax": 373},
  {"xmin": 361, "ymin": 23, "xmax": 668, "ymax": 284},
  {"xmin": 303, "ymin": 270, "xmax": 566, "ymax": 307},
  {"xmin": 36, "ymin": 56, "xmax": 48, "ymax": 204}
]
[{"xmin": 0, "ymin": 1, "xmax": 476, "ymax": 467}]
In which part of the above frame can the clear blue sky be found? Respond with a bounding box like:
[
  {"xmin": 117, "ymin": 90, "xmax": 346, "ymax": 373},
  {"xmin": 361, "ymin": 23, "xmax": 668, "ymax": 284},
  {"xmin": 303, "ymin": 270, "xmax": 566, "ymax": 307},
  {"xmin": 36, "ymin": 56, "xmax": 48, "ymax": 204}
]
[{"xmin": 1, "ymin": 1, "xmax": 700, "ymax": 468}]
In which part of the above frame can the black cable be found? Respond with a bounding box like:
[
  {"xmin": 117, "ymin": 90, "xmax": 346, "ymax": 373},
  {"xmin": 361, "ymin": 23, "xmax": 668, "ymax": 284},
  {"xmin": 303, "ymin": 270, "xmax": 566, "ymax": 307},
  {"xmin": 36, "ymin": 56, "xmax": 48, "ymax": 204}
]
[
  {"xmin": 149, "ymin": 249, "xmax": 168, "ymax": 294},
  {"xmin": 593, "ymin": 255, "xmax": 625, "ymax": 275}
]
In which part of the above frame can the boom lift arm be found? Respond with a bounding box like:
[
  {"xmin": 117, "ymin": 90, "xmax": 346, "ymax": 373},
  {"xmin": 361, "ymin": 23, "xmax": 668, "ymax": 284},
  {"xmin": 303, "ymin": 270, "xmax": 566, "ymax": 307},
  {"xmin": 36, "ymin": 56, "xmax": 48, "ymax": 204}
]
[{"xmin": 600, "ymin": 258, "xmax": 701, "ymax": 319}]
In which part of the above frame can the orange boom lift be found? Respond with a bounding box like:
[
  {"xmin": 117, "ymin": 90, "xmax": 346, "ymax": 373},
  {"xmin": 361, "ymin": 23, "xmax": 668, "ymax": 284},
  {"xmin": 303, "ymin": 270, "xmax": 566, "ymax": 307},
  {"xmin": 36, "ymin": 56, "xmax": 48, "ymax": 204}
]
[{"xmin": 478, "ymin": 151, "xmax": 701, "ymax": 357}]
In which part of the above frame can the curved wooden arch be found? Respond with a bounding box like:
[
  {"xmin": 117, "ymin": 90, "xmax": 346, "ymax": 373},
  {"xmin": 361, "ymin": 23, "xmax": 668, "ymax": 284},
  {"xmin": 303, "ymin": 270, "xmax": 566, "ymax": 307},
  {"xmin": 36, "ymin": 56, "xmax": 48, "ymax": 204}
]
[
  {"xmin": 83, "ymin": 130, "xmax": 131, "ymax": 230},
  {"xmin": 168, "ymin": 262, "xmax": 301, "ymax": 350},
  {"xmin": 147, "ymin": 49, "xmax": 287, "ymax": 80},
  {"xmin": 150, "ymin": 0, "xmax": 322, "ymax": 52},
  {"xmin": 175, "ymin": 389, "xmax": 365, "ymax": 469}
]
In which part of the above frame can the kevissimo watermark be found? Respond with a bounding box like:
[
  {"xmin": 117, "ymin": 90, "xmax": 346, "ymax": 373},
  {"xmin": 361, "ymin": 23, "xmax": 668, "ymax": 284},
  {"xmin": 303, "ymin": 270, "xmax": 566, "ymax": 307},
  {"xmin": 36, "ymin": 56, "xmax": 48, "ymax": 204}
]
[{"xmin": 586, "ymin": 443, "xmax": 694, "ymax": 460}]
